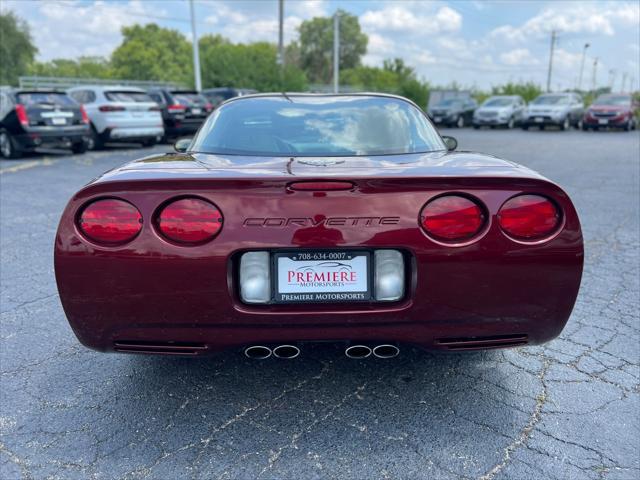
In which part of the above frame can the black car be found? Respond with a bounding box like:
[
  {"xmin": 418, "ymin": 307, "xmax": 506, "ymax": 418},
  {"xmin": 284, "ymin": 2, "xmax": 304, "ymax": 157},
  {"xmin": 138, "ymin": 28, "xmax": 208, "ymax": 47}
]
[
  {"xmin": 202, "ymin": 87, "xmax": 258, "ymax": 108},
  {"xmin": 147, "ymin": 89, "xmax": 212, "ymax": 140},
  {"xmin": 0, "ymin": 89, "xmax": 90, "ymax": 159},
  {"xmin": 428, "ymin": 98, "xmax": 478, "ymax": 128}
]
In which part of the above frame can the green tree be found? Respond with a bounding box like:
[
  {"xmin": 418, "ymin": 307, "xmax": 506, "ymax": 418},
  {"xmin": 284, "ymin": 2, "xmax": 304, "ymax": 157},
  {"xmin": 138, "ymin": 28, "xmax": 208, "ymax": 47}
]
[
  {"xmin": 298, "ymin": 10, "xmax": 367, "ymax": 83},
  {"xmin": 491, "ymin": 81, "xmax": 542, "ymax": 103},
  {"xmin": 30, "ymin": 56, "xmax": 113, "ymax": 79},
  {"xmin": 111, "ymin": 24, "xmax": 192, "ymax": 85},
  {"xmin": 0, "ymin": 11, "xmax": 38, "ymax": 85},
  {"xmin": 199, "ymin": 35, "xmax": 307, "ymax": 91}
]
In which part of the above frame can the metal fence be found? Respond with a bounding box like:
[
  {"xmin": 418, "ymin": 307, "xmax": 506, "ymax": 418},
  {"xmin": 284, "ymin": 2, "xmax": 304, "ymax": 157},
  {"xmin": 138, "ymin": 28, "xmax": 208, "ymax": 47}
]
[{"xmin": 18, "ymin": 76, "xmax": 183, "ymax": 90}]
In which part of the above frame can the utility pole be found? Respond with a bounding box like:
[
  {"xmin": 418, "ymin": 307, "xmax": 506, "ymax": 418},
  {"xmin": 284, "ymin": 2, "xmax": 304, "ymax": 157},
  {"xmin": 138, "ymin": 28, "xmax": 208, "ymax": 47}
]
[
  {"xmin": 609, "ymin": 70, "xmax": 616, "ymax": 91},
  {"xmin": 333, "ymin": 12, "xmax": 340, "ymax": 93},
  {"xmin": 621, "ymin": 72, "xmax": 628, "ymax": 92},
  {"xmin": 546, "ymin": 30, "xmax": 557, "ymax": 93},
  {"xmin": 277, "ymin": 0, "xmax": 284, "ymax": 89},
  {"xmin": 591, "ymin": 57, "xmax": 598, "ymax": 92},
  {"xmin": 577, "ymin": 42, "xmax": 590, "ymax": 91},
  {"xmin": 189, "ymin": 0, "xmax": 202, "ymax": 91}
]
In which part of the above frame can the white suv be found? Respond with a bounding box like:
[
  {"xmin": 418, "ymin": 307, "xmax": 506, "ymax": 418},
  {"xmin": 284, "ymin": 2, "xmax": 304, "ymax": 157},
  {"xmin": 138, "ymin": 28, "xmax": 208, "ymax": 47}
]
[{"xmin": 67, "ymin": 86, "xmax": 164, "ymax": 149}]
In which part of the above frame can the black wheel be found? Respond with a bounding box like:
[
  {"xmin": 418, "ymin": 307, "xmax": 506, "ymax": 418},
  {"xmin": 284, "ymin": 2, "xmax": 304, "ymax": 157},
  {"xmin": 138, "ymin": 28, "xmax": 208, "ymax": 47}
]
[
  {"xmin": 507, "ymin": 117, "xmax": 515, "ymax": 129},
  {"xmin": 473, "ymin": 125, "xmax": 480, "ymax": 130},
  {"xmin": 456, "ymin": 116, "xmax": 465, "ymax": 128},
  {"xmin": 521, "ymin": 124, "xmax": 529, "ymax": 131},
  {"xmin": 625, "ymin": 120, "xmax": 633, "ymax": 132},
  {"xmin": 581, "ymin": 123, "xmax": 589, "ymax": 131},
  {"xmin": 560, "ymin": 117, "xmax": 570, "ymax": 131},
  {"xmin": 0, "ymin": 129, "xmax": 22, "ymax": 159},
  {"xmin": 71, "ymin": 141, "xmax": 88, "ymax": 154},
  {"xmin": 141, "ymin": 138, "xmax": 157, "ymax": 147},
  {"xmin": 87, "ymin": 125, "xmax": 104, "ymax": 150}
]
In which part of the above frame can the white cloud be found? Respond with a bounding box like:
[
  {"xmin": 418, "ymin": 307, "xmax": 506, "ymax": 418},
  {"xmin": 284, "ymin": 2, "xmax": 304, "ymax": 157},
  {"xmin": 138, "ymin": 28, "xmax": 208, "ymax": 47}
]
[
  {"xmin": 360, "ymin": 5, "xmax": 461, "ymax": 35},
  {"xmin": 500, "ymin": 48, "xmax": 540, "ymax": 66}
]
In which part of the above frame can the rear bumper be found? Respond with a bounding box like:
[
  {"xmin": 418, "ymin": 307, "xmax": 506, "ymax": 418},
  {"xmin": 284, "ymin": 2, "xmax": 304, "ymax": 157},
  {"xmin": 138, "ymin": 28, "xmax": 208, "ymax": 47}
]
[
  {"xmin": 583, "ymin": 115, "xmax": 629, "ymax": 127},
  {"xmin": 472, "ymin": 119, "xmax": 509, "ymax": 127},
  {"xmin": 15, "ymin": 127, "xmax": 89, "ymax": 150},
  {"xmin": 105, "ymin": 126, "xmax": 164, "ymax": 141},
  {"xmin": 55, "ymin": 178, "xmax": 583, "ymax": 355}
]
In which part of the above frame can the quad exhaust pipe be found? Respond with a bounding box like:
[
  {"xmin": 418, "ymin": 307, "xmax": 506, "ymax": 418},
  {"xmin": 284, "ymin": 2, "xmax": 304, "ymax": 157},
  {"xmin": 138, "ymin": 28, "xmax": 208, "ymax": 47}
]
[
  {"xmin": 345, "ymin": 344, "xmax": 400, "ymax": 359},
  {"xmin": 244, "ymin": 344, "xmax": 300, "ymax": 359}
]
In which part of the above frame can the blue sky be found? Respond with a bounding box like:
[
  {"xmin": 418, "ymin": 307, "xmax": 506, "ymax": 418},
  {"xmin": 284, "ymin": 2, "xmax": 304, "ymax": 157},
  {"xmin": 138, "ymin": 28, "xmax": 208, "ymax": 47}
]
[{"xmin": 3, "ymin": 0, "xmax": 639, "ymax": 91}]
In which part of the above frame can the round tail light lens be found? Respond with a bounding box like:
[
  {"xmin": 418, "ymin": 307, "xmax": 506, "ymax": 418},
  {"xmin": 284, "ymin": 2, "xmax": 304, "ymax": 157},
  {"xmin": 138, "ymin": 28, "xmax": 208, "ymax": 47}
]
[
  {"xmin": 498, "ymin": 194, "xmax": 560, "ymax": 240},
  {"xmin": 78, "ymin": 199, "xmax": 142, "ymax": 244},
  {"xmin": 420, "ymin": 195, "xmax": 485, "ymax": 241},
  {"xmin": 157, "ymin": 198, "xmax": 223, "ymax": 244}
]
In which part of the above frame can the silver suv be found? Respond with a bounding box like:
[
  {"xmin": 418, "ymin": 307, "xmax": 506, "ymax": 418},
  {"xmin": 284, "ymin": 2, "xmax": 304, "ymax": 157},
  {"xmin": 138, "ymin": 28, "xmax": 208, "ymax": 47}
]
[
  {"xmin": 522, "ymin": 93, "xmax": 584, "ymax": 131},
  {"xmin": 473, "ymin": 95, "xmax": 525, "ymax": 129},
  {"xmin": 67, "ymin": 86, "xmax": 164, "ymax": 149}
]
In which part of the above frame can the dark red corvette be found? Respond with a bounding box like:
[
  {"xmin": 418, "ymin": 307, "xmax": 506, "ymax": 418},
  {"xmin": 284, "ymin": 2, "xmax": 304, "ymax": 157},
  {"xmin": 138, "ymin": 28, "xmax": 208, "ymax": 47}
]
[{"xmin": 55, "ymin": 94, "xmax": 583, "ymax": 359}]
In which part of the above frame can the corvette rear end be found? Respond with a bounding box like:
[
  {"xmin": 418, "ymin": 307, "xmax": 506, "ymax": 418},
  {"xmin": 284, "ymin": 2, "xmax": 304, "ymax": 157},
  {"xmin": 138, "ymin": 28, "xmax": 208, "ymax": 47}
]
[{"xmin": 54, "ymin": 94, "xmax": 583, "ymax": 357}]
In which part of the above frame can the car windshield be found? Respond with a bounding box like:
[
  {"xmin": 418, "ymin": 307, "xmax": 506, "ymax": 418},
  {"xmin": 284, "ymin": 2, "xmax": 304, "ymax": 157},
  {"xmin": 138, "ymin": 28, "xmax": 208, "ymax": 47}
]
[
  {"xmin": 593, "ymin": 95, "xmax": 631, "ymax": 106},
  {"xmin": 104, "ymin": 91, "xmax": 153, "ymax": 103},
  {"xmin": 171, "ymin": 91, "xmax": 206, "ymax": 105},
  {"xmin": 17, "ymin": 92, "xmax": 76, "ymax": 107},
  {"xmin": 482, "ymin": 98, "xmax": 514, "ymax": 107},
  {"xmin": 434, "ymin": 99, "xmax": 463, "ymax": 108},
  {"xmin": 190, "ymin": 96, "xmax": 445, "ymax": 157},
  {"xmin": 532, "ymin": 95, "xmax": 571, "ymax": 105}
]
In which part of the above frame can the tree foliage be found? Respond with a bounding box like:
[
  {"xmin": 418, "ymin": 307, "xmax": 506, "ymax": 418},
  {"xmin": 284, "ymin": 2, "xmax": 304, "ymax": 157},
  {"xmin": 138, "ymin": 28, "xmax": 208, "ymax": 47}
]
[
  {"xmin": 199, "ymin": 35, "xmax": 307, "ymax": 91},
  {"xmin": 111, "ymin": 24, "xmax": 193, "ymax": 86},
  {"xmin": 491, "ymin": 81, "xmax": 542, "ymax": 103},
  {"xmin": 298, "ymin": 10, "xmax": 367, "ymax": 83},
  {"xmin": 0, "ymin": 11, "xmax": 38, "ymax": 85},
  {"xmin": 30, "ymin": 57, "xmax": 113, "ymax": 79}
]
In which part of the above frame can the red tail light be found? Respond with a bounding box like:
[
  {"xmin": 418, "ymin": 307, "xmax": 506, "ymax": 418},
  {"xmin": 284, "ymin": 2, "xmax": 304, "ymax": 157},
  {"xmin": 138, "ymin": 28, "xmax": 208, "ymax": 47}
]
[
  {"xmin": 156, "ymin": 198, "xmax": 223, "ymax": 244},
  {"xmin": 79, "ymin": 105, "xmax": 89, "ymax": 124},
  {"xmin": 498, "ymin": 194, "xmax": 560, "ymax": 240},
  {"xmin": 289, "ymin": 181, "xmax": 354, "ymax": 191},
  {"xmin": 205, "ymin": 102, "xmax": 213, "ymax": 112},
  {"xmin": 99, "ymin": 105, "xmax": 126, "ymax": 112},
  {"xmin": 168, "ymin": 104, "xmax": 186, "ymax": 112},
  {"xmin": 78, "ymin": 199, "xmax": 142, "ymax": 244},
  {"xmin": 15, "ymin": 104, "xmax": 29, "ymax": 127},
  {"xmin": 420, "ymin": 195, "xmax": 485, "ymax": 241}
]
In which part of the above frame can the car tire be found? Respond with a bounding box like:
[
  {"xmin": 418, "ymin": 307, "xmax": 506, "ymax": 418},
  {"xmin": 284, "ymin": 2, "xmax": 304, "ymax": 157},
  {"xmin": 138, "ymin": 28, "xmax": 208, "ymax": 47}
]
[
  {"xmin": 577, "ymin": 119, "xmax": 584, "ymax": 130},
  {"xmin": 521, "ymin": 124, "xmax": 529, "ymax": 131},
  {"xmin": 141, "ymin": 138, "xmax": 157, "ymax": 147},
  {"xmin": 560, "ymin": 117, "xmax": 570, "ymax": 131},
  {"xmin": 87, "ymin": 126, "xmax": 104, "ymax": 151},
  {"xmin": 625, "ymin": 120, "xmax": 633, "ymax": 132},
  {"xmin": 473, "ymin": 125, "xmax": 480, "ymax": 130},
  {"xmin": 581, "ymin": 123, "xmax": 589, "ymax": 131},
  {"xmin": 71, "ymin": 141, "xmax": 88, "ymax": 154},
  {"xmin": 0, "ymin": 129, "xmax": 22, "ymax": 159},
  {"xmin": 507, "ymin": 117, "xmax": 515, "ymax": 129},
  {"xmin": 456, "ymin": 116, "xmax": 465, "ymax": 128}
]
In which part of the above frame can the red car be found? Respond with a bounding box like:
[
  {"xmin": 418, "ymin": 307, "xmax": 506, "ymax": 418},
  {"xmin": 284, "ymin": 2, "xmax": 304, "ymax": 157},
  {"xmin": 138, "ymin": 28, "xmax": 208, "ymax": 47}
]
[
  {"xmin": 55, "ymin": 94, "xmax": 583, "ymax": 359},
  {"xmin": 583, "ymin": 93, "xmax": 638, "ymax": 131}
]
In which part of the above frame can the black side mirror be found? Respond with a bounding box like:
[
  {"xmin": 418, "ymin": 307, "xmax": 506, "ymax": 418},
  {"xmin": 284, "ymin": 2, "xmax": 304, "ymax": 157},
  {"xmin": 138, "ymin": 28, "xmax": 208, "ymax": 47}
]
[
  {"xmin": 174, "ymin": 138, "xmax": 192, "ymax": 153},
  {"xmin": 442, "ymin": 136, "xmax": 458, "ymax": 151}
]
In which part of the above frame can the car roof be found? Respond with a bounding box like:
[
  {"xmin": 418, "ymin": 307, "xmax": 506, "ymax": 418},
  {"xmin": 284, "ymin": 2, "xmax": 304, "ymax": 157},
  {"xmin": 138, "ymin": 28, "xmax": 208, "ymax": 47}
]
[{"xmin": 222, "ymin": 92, "xmax": 421, "ymax": 106}]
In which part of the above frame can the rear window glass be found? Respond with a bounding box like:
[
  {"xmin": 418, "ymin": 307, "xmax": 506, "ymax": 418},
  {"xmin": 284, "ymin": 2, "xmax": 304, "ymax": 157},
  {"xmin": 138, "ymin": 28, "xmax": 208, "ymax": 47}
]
[
  {"xmin": 532, "ymin": 95, "xmax": 571, "ymax": 105},
  {"xmin": 593, "ymin": 95, "xmax": 631, "ymax": 106},
  {"xmin": 17, "ymin": 92, "xmax": 76, "ymax": 107},
  {"xmin": 104, "ymin": 91, "xmax": 153, "ymax": 103},
  {"xmin": 171, "ymin": 91, "xmax": 206, "ymax": 105},
  {"xmin": 191, "ymin": 96, "xmax": 445, "ymax": 157}
]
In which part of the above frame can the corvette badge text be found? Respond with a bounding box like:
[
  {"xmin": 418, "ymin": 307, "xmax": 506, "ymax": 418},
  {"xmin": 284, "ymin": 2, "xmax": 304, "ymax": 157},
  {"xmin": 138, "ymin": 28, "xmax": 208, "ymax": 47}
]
[{"xmin": 243, "ymin": 217, "xmax": 400, "ymax": 227}]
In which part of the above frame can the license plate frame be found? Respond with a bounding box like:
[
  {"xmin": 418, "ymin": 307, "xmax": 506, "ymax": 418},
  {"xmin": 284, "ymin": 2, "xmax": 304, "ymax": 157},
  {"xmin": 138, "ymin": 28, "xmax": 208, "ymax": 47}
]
[
  {"xmin": 273, "ymin": 250, "xmax": 372, "ymax": 304},
  {"xmin": 51, "ymin": 117, "xmax": 67, "ymax": 125},
  {"xmin": 534, "ymin": 117, "xmax": 544, "ymax": 123},
  {"xmin": 598, "ymin": 119, "xmax": 609, "ymax": 125}
]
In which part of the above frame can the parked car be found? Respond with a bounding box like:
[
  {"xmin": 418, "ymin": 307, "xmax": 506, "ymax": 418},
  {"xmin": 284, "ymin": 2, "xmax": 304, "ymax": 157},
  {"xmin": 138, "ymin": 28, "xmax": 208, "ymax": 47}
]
[
  {"xmin": 0, "ymin": 88, "xmax": 89, "ymax": 159},
  {"xmin": 472, "ymin": 95, "xmax": 526, "ymax": 129},
  {"xmin": 67, "ymin": 86, "xmax": 163, "ymax": 150},
  {"xmin": 147, "ymin": 89, "xmax": 212, "ymax": 141},
  {"xmin": 582, "ymin": 94, "xmax": 638, "ymax": 131},
  {"xmin": 522, "ymin": 93, "xmax": 584, "ymax": 130},
  {"xmin": 202, "ymin": 87, "xmax": 258, "ymax": 108},
  {"xmin": 428, "ymin": 97, "xmax": 477, "ymax": 128},
  {"xmin": 54, "ymin": 93, "xmax": 583, "ymax": 358}
]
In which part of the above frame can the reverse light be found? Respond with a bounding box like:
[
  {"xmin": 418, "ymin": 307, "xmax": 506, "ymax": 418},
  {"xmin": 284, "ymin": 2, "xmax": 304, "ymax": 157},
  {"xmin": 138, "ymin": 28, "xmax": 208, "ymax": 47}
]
[
  {"xmin": 79, "ymin": 105, "xmax": 89, "ymax": 124},
  {"xmin": 78, "ymin": 198, "xmax": 142, "ymax": 244},
  {"xmin": 156, "ymin": 197, "xmax": 223, "ymax": 244},
  {"xmin": 15, "ymin": 104, "xmax": 29, "ymax": 127},
  {"xmin": 498, "ymin": 194, "xmax": 560, "ymax": 241},
  {"xmin": 374, "ymin": 250, "xmax": 404, "ymax": 301},
  {"xmin": 420, "ymin": 195, "xmax": 485, "ymax": 241},
  {"xmin": 239, "ymin": 252, "xmax": 270, "ymax": 303}
]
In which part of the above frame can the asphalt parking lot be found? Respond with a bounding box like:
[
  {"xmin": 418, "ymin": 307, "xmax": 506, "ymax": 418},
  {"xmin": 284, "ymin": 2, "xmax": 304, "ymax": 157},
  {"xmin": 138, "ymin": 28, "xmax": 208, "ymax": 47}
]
[{"xmin": 1, "ymin": 128, "xmax": 639, "ymax": 480}]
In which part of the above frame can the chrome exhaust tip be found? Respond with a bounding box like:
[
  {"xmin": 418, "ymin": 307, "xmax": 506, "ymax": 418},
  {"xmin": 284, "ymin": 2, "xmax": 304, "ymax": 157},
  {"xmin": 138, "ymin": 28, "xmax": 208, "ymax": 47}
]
[
  {"xmin": 244, "ymin": 345, "xmax": 272, "ymax": 359},
  {"xmin": 272, "ymin": 345, "xmax": 300, "ymax": 359},
  {"xmin": 372, "ymin": 344, "xmax": 400, "ymax": 359},
  {"xmin": 345, "ymin": 345, "xmax": 372, "ymax": 359}
]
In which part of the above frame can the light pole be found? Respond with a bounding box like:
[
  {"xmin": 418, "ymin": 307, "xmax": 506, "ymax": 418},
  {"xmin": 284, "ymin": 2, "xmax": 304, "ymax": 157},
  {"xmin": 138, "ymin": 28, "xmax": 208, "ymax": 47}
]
[
  {"xmin": 546, "ymin": 30, "xmax": 557, "ymax": 93},
  {"xmin": 189, "ymin": 0, "xmax": 202, "ymax": 91},
  {"xmin": 333, "ymin": 12, "xmax": 340, "ymax": 93},
  {"xmin": 577, "ymin": 43, "xmax": 589, "ymax": 91},
  {"xmin": 591, "ymin": 57, "xmax": 598, "ymax": 93}
]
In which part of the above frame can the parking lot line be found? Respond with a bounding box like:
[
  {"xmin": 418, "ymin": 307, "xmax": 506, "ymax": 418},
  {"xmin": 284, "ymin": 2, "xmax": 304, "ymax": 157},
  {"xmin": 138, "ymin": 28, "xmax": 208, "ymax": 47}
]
[{"xmin": 0, "ymin": 158, "xmax": 57, "ymax": 175}]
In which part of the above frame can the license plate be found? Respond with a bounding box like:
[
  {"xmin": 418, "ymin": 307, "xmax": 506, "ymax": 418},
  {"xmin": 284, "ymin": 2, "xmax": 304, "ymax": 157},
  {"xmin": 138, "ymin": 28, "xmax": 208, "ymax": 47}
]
[
  {"xmin": 275, "ymin": 251, "xmax": 371, "ymax": 303},
  {"xmin": 598, "ymin": 119, "xmax": 609, "ymax": 125},
  {"xmin": 191, "ymin": 108, "xmax": 202, "ymax": 115},
  {"xmin": 51, "ymin": 117, "xmax": 67, "ymax": 125},
  {"xmin": 535, "ymin": 117, "xmax": 544, "ymax": 123}
]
